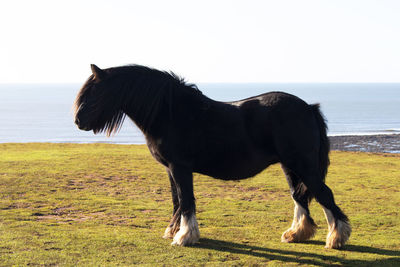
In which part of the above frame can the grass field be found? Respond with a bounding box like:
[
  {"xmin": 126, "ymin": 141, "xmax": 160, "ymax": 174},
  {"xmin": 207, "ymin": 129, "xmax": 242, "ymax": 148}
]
[{"xmin": 0, "ymin": 143, "xmax": 399, "ymax": 266}]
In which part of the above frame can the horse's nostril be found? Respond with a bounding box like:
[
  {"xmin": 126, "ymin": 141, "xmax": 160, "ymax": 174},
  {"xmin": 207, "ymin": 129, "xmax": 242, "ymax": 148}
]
[{"xmin": 75, "ymin": 118, "xmax": 80, "ymax": 125}]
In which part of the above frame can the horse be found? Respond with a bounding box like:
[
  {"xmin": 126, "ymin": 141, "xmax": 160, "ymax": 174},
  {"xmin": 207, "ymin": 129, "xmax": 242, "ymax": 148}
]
[{"xmin": 74, "ymin": 64, "xmax": 351, "ymax": 249}]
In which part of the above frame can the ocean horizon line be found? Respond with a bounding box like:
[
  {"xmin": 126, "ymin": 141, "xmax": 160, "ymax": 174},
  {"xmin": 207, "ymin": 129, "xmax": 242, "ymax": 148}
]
[{"xmin": 2, "ymin": 82, "xmax": 400, "ymax": 86}]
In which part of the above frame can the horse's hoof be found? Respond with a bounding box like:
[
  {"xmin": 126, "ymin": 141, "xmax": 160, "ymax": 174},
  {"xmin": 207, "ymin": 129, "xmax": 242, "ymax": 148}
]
[
  {"xmin": 281, "ymin": 215, "xmax": 317, "ymax": 243},
  {"xmin": 171, "ymin": 226, "xmax": 200, "ymax": 246},
  {"xmin": 171, "ymin": 231, "xmax": 199, "ymax": 246},
  {"xmin": 170, "ymin": 214, "xmax": 200, "ymax": 246},
  {"xmin": 325, "ymin": 219, "xmax": 351, "ymax": 249},
  {"xmin": 281, "ymin": 229, "xmax": 297, "ymax": 243}
]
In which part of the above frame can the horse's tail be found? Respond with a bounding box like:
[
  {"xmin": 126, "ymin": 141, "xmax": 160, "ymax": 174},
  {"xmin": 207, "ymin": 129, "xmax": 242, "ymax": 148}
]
[{"xmin": 310, "ymin": 104, "xmax": 330, "ymax": 181}]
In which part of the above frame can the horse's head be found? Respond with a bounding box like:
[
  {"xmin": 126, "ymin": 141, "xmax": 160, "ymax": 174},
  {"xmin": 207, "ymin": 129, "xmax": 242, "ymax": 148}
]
[{"xmin": 74, "ymin": 64, "xmax": 125, "ymax": 135}]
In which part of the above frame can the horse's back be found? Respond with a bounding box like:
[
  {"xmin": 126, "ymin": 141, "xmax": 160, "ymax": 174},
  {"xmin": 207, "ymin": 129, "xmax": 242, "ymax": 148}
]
[{"xmin": 236, "ymin": 92, "xmax": 321, "ymax": 156}]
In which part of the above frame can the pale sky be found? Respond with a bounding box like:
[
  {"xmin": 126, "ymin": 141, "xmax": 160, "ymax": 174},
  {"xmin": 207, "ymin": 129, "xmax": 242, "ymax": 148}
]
[{"xmin": 1, "ymin": 0, "xmax": 400, "ymax": 83}]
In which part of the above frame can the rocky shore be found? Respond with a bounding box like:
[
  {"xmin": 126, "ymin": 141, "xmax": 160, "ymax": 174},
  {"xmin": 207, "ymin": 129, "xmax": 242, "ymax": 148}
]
[{"xmin": 329, "ymin": 134, "xmax": 400, "ymax": 153}]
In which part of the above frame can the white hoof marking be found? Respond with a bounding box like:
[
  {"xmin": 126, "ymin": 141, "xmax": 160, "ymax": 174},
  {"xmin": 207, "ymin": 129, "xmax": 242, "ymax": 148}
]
[{"xmin": 171, "ymin": 214, "xmax": 200, "ymax": 246}]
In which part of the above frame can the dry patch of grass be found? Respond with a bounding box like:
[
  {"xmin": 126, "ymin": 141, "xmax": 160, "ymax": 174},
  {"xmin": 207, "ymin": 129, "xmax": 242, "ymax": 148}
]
[{"xmin": 0, "ymin": 143, "xmax": 399, "ymax": 266}]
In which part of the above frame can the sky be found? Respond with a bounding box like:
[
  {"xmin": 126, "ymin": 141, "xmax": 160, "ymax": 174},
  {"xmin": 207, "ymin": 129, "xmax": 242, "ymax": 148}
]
[{"xmin": 1, "ymin": 0, "xmax": 400, "ymax": 83}]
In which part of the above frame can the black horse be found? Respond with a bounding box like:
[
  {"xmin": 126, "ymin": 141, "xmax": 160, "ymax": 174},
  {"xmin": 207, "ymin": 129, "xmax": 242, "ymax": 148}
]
[{"xmin": 74, "ymin": 64, "xmax": 351, "ymax": 249}]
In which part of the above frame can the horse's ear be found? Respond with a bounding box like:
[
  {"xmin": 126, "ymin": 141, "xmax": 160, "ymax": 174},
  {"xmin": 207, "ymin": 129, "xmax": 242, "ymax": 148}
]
[{"xmin": 91, "ymin": 64, "xmax": 105, "ymax": 81}]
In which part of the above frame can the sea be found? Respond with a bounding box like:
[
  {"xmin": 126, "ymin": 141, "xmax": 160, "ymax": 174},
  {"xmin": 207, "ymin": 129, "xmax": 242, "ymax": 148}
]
[{"xmin": 0, "ymin": 83, "xmax": 399, "ymax": 144}]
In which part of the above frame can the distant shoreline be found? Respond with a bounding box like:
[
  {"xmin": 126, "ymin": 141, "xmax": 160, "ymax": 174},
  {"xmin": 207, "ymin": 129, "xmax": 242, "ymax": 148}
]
[
  {"xmin": 329, "ymin": 131, "xmax": 400, "ymax": 137},
  {"xmin": 329, "ymin": 134, "xmax": 400, "ymax": 153}
]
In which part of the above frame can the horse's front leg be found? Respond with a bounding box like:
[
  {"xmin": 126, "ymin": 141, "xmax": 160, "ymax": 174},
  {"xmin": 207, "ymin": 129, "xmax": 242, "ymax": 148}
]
[
  {"xmin": 163, "ymin": 170, "xmax": 181, "ymax": 239},
  {"xmin": 168, "ymin": 165, "xmax": 199, "ymax": 246}
]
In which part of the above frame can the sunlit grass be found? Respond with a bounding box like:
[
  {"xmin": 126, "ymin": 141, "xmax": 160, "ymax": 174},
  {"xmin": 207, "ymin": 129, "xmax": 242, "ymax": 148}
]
[{"xmin": 0, "ymin": 143, "xmax": 399, "ymax": 266}]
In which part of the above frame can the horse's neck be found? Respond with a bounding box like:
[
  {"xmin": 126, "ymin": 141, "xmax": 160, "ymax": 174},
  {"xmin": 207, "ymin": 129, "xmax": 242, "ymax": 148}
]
[
  {"xmin": 123, "ymin": 84, "xmax": 167, "ymax": 135},
  {"xmin": 124, "ymin": 84, "xmax": 207, "ymax": 136}
]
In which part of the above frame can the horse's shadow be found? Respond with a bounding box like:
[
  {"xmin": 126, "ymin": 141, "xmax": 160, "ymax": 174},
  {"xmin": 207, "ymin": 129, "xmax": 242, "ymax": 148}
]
[{"xmin": 195, "ymin": 238, "xmax": 400, "ymax": 266}]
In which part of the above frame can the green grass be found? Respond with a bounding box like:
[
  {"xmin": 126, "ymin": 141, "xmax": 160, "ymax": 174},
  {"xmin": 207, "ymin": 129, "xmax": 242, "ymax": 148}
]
[{"xmin": 0, "ymin": 143, "xmax": 399, "ymax": 266}]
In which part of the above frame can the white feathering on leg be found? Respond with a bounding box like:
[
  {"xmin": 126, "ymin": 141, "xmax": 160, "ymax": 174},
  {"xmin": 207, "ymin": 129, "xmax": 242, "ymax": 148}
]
[
  {"xmin": 171, "ymin": 214, "xmax": 200, "ymax": 246},
  {"xmin": 323, "ymin": 207, "xmax": 335, "ymax": 232},
  {"xmin": 323, "ymin": 207, "xmax": 351, "ymax": 249},
  {"xmin": 281, "ymin": 201, "xmax": 316, "ymax": 243}
]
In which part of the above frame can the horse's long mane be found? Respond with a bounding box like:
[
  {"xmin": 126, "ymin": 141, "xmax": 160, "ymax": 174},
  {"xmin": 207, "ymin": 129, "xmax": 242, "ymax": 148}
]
[{"xmin": 76, "ymin": 65, "xmax": 203, "ymax": 135}]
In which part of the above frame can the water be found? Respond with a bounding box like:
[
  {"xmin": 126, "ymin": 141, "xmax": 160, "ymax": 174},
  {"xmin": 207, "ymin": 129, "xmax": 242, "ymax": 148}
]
[{"xmin": 0, "ymin": 83, "xmax": 399, "ymax": 144}]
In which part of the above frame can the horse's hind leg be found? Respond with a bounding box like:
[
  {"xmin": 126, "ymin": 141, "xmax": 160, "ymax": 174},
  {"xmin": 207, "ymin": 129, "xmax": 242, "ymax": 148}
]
[
  {"xmin": 316, "ymin": 183, "xmax": 351, "ymax": 249},
  {"xmin": 281, "ymin": 166, "xmax": 317, "ymax": 243},
  {"xmin": 300, "ymin": 169, "xmax": 351, "ymax": 249},
  {"xmin": 163, "ymin": 170, "xmax": 181, "ymax": 239}
]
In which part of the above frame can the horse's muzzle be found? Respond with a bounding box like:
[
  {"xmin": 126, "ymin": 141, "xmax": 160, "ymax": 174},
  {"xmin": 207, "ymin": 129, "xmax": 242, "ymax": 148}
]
[{"xmin": 75, "ymin": 118, "xmax": 91, "ymax": 131}]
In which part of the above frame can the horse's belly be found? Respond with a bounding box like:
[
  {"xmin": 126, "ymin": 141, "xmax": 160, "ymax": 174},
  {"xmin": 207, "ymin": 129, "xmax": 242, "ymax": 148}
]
[{"xmin": 194, "ymin": 150, "xmax": 277, "ymax": 180}]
